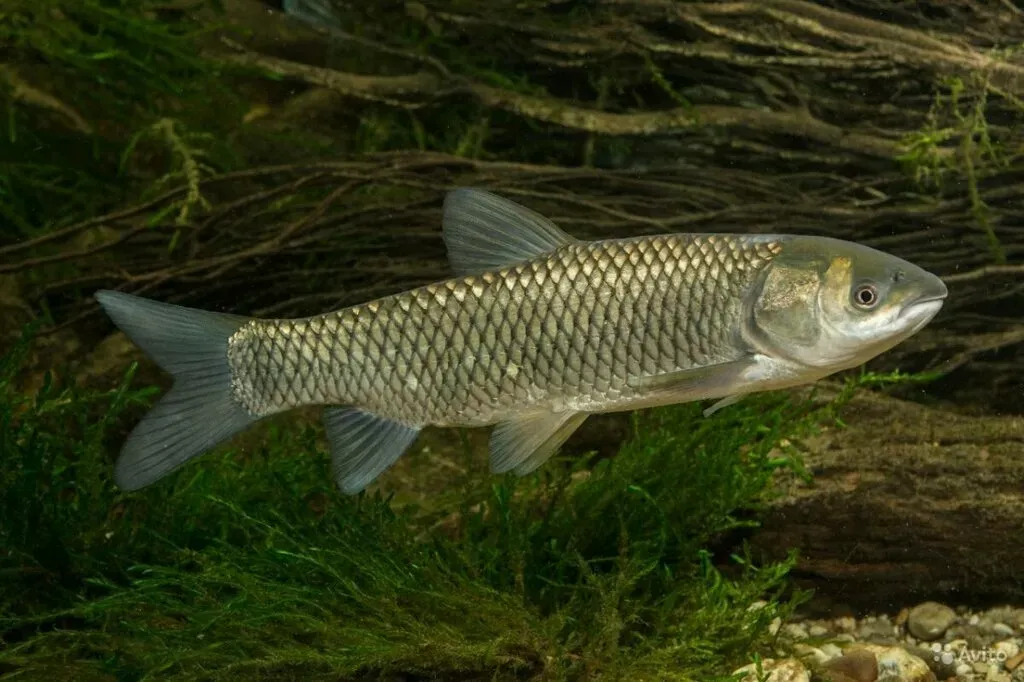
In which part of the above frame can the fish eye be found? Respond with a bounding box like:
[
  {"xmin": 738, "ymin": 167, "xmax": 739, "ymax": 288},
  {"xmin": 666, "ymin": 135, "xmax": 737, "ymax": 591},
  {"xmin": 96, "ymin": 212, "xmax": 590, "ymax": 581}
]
[{"xmin": 852, "ymin": 283, "xmax": 879, "ymax": 309}]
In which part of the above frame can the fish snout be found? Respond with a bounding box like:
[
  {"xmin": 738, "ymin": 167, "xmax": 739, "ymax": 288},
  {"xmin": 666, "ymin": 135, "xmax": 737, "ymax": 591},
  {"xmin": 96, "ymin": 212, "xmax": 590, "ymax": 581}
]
[{"xmin": 914, "ymin": 275, "xmax": 949, "ymax": 307}]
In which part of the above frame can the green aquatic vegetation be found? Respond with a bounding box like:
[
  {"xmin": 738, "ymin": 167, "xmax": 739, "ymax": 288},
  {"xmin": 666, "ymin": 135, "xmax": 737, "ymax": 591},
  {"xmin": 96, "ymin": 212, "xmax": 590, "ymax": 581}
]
[
  {"xmin": 643, "ymin": 54, "xmax": 694, "ymax": 113},
  {"xmin": 0, "ymin": 0, "xmax": 244, "ymax": 237},
  {"xmin": 5, "ymin": 326, "xmax": 908, "ymax": 680},
  {"xmin": 120, "ymin": 118, "xmax": 223, "ymax": 253},
  {"xmin": 898, "ymin": 64, "xmax": 1023, "ymax": 265}
]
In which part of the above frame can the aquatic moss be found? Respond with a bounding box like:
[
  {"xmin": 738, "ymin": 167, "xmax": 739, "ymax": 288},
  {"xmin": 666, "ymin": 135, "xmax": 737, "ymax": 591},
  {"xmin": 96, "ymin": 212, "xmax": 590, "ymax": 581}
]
[
  {"xmin": 897, "ymin": 67, "xmax": 1024, "ymax": 265},
  {"xmin": 0, "ymin": 0, "xmax": 246, "ymax": 238},
  {"xmin": 0, "ymin": 326, "xmax": 828, "ymax": 680}
]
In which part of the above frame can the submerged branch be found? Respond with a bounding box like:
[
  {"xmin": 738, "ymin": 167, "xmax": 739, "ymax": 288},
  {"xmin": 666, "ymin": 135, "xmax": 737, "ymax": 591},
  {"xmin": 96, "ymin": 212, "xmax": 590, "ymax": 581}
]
[
  {"xmin": 0, "ymin": 65, "xmax": 93, "ymax": 134},
  {"xmin": 217, "ymin": 40, "xmax": 911, "ymax": 159}
]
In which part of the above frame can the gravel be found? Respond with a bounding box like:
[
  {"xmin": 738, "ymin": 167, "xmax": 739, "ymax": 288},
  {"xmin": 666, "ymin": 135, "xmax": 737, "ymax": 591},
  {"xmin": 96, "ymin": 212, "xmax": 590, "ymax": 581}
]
[{"xmin": 736, "ymin": 602, "xmax": 1024, "ymax": 682}]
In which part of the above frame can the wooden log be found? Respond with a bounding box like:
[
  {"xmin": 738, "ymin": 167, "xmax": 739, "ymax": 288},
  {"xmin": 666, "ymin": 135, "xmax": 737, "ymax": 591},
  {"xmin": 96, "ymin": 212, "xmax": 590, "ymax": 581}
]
[{"xmin": 749, "ymin": 388, "xmax": 1024, "ymax": 614}]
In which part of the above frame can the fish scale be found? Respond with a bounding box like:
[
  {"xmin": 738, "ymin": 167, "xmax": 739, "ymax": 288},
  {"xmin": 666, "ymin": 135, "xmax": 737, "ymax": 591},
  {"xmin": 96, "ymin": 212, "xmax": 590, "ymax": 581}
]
[
  {"xmin": 226, "ymin": 235, "xmax": 780, "ymax": 427},
  {"xmin": 95, "ymin": 187, "xmax": 947, "ymax": 495}
]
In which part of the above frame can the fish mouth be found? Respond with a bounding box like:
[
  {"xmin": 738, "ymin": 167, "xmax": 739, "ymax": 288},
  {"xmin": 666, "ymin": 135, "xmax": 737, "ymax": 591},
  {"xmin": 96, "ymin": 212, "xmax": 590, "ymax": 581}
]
[
  {"xmin": 900, "ymin": 279, "xmax": 948, "ymax": 319},
  {"xmin": 899, "ymin": 292, "xmax": 947, "ymax": 330},
  {"xmin": 910, "ymin": 293, "xmax": 947, "ymax": 307}
]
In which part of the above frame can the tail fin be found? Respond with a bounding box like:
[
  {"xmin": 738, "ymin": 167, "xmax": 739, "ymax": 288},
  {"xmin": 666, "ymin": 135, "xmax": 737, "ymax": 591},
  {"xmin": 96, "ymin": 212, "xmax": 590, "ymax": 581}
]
[{"xmin": 94, "ymin": 290, "xmax": 258, "ymax": 491}]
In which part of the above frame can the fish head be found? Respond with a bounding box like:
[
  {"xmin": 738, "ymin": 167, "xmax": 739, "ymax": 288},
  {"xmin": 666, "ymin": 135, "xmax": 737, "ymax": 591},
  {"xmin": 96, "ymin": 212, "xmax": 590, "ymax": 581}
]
[{"xmin": 746, "ymin": 236, "xmax": 947, "ymax": 372}]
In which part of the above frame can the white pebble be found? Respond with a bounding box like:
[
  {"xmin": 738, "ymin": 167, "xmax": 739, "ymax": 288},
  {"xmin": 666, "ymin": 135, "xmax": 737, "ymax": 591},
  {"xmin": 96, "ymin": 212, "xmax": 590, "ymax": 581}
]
[
  {"xmin": 732, "ymin": 657, "xmax": 811, "ymax": 682},
  {"xmin": 835, "ymin": 616, "xmax": 857, "ymax": 632},
  {"xmin": 994, "ymin": 623, "xmax": 1016, "ymax": 637},
  {"xmin": 820, "ymin": 643, "xmax": 843, "ymax": 659},
  {"xmin": 808, "ymin": 624, "xmax": 828, "ymax": 638},
  {"xmin": 793, "ymin": 643, "xmax": 830, "ymax": 666},
  {"xmin": 971, "ymin": 614, "xmax": 981, "ymax": 625},
  {"xmin": 783, "ymin": 623, "xmax": 809, "ymax": 640}
]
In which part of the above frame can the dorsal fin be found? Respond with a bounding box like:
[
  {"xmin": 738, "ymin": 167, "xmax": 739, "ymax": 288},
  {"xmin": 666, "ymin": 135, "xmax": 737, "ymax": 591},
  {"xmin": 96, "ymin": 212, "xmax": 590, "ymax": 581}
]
[{"xmin": 442, "ymin": 188, "xmax": 577, "ymax": 276}]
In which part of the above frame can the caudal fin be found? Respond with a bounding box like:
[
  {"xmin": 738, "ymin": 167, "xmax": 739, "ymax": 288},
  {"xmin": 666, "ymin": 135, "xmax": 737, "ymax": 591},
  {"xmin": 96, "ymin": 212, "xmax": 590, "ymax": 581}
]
[{"xmin": 94, "ymin": 290, "xmax": 258, "ymax": 491}]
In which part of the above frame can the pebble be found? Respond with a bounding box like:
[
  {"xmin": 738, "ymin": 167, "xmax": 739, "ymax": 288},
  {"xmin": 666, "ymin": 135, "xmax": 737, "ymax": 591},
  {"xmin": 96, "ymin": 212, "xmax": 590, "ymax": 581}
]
[
  {"xmin": 861, "ymin": 643, "xmax": 936, "ymax": 682},
  {"xmin": 907, "ymin": 601, "xmax": 958, "ymax": 641},
  {"xmin": 824, "ymin": 649, "xmax": 879, "ymax": 682},
  {"xmin": 776, "ymin": 604, "xmax": 1024, "ymax": 682},
  {"xmin": 782, "ymin": 623, "xmax": 808, "ymax": 640},
  {"xmin": 836, "ymin": 616, "xmax": 858, "ymax": 632},
  {"xmin": 792, "ymin": 642, "xmax": 829, "ymax": 666},
  {"xmin": 821, "ymin": 643, "xmax": 845, "ymax": 659},
  {"xmin": 950, "ymin": 639, "xmax": 971, "ymax": 652},
  {"xmin": 915, "ymin": 644, "xmax": 960, "ymax": 679},
  {"xmin": 809, "ymin": 624, "xmax": 829, "ymax": 638},
  {"xmin": 858, "ymin": 615, "xmax": 896, "ymax": 642},
  {"xmin": 733, "ymin": 657, "xmax": 810, "ymax": 682},
  {"xmin": 946, "ymin": 625, "xmax": 991, "ymax": 651},
  {"xmin": 996, "ymin": 640, "xmax": 1021, "ymax": 662}
]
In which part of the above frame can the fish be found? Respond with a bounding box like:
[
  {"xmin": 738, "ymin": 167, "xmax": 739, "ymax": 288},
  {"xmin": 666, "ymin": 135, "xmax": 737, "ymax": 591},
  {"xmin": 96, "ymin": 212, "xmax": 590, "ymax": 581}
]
[{"xmin": 94, "ymin": 188, "xmax": 948, "ymax": 495}]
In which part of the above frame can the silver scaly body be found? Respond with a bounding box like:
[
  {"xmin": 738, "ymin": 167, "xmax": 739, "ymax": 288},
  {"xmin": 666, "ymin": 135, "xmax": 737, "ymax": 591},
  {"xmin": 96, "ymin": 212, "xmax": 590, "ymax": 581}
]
[
  {"xmin": 95, "ymin": 188, "xmax": 947, "ymax": 496},
  {"xmin": 228, "ymin": 235, "xmax": 781, "ymax": 427}
]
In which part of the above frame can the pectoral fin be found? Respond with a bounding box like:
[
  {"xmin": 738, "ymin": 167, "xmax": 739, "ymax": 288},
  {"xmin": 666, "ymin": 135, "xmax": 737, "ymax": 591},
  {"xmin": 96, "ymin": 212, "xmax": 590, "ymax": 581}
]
[
  {"xmin": 323, "ymin": 407, "xmax": 421, "ymax": 495},
  {"xmin": 703, "ymin": 393, "xmax": 745, "ymax": 418},
  {"xmin": 634, "ymin": 356, "xmax": 758, "ymax": 404},
  {"xmin": 490, "ymin": 410, "xmax": 588, "ymax": 476}
]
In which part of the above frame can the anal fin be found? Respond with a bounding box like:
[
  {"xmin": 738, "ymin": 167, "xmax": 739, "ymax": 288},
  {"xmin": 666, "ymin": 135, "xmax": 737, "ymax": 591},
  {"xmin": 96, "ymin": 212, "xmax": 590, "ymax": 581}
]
[
  {"xmin": 490, "ymin": 410, "xmax": 588, "ymax": 476},
  {"xmin": 323, "ymin": 407, "xmax": 421, "ymax": 495}
]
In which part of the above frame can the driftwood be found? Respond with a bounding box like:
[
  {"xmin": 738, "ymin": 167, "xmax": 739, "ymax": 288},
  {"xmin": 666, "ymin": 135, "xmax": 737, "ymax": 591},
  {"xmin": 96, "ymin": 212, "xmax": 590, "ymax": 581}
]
[
  {"xmin": 749, "ymin": 387, "xmax": 1024, "ymax": 612},
  {"xmin": 210, "ymin": 0, "xmax": 1024, "ymax": 165}
]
